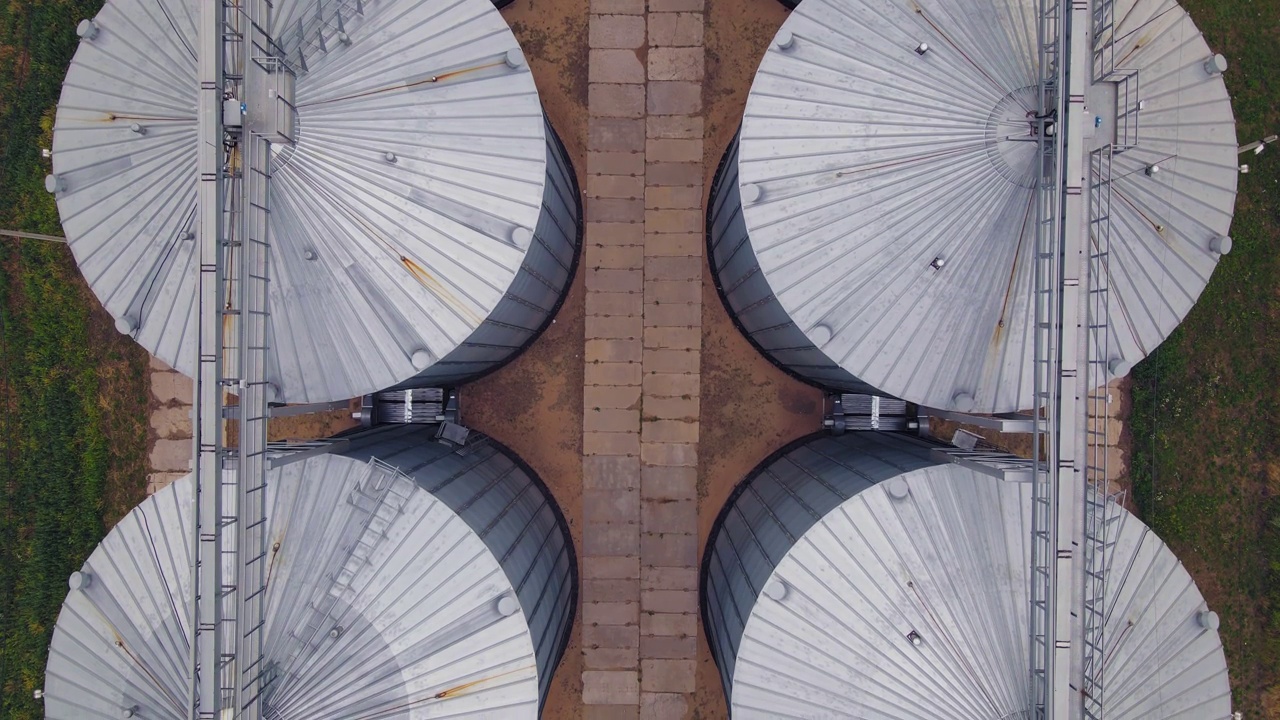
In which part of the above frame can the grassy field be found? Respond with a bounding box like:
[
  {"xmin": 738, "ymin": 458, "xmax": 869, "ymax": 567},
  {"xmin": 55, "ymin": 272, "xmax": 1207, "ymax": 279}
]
[
  {"xmin": 0, "ymin": 0, "xmax": 149, "ymax": 717},
  {"xmin": 1129, "ymin": 0, "xmax": 1280, "ymax": 713}
]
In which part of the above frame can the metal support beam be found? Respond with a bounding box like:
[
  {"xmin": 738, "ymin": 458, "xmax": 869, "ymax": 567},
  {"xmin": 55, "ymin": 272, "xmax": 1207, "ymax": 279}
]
[
  {"xmin": 929, "ymin": 448, "xmax": 1037, "ymax": 482},
  {"xmin": 921, "ymin": 408, "xmax": 1038, "ymax": 434},
  {"xmin": 267, "ymin": 439, "xmax": 351, "ymax": 469},
  {"xmin": 0, "ymin": 229, "xmax": 67, "ymax": 243},
  {"xmin": 188, "ymin": 0, "xmax": 226, "ymax": 716},
  {"xmin": 223, "ymin": 400, "xmax": 352, "ymax": 419}
]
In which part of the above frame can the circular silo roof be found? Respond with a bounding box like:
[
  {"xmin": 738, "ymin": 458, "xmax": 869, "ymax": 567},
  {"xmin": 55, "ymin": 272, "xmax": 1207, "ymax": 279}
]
[
  {"xmin": 50, "ymin": 0, "xmax": 549, "ymax": 403},
  {"xmin": 704, "ymin": 434, "xmax": 1231, "ymax": 719},
  {"xmin": 42, "ymin": 446, "xmax": 567, "ymax": 718},
  {"xmin": 735, "ymin": 0, "xmax": 1237, "ymax": 412}
]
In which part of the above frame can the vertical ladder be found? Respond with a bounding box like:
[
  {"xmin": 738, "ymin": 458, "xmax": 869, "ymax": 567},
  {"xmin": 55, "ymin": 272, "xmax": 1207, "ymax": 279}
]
[
  {"xmin": 1092, "ymin": 0, "xmax": 1115, "ymax": 78},
  {"xmin": 1080, "ymin": 143, "xmax": 1121, "ymax": 720},
  {"xmin": 1112, "ymin": 71, "xmax": 1141, "ymax": 151},
  {"xmin": 1079, "ymin": 147, "xmax": 1111, "ymax": 720},
  {"xmin": 1028, "ymin": 154, "xmax": 1059, "ymax": 720},
  {"xmin": 232, "ymin": 34, "xmax": 275, "ymax": 719},
  {"xmin": 263, "ymin": 462, "xmax": 415, "ymax": 712},
  {"xmin": 1029, "ymin": 1, "xmax": 1064, "ymax": 716}
]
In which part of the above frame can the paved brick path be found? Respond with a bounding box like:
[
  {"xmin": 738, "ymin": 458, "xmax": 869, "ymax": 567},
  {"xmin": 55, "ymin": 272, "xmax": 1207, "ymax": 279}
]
[
  {"xmin": 147, "ymin": 356, "xmax": 193, "ymax": 495},
  {"xmin": 581, "ymin": 0, "xmax": 705, "ymax": 716}
]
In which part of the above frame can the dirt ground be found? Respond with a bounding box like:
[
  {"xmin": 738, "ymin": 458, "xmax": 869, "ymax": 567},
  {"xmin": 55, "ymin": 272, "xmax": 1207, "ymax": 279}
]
[
  {"xmin": 463, "ymin": 0, "xmax": 811, "ymax": 715},
  {"xmin": 695, "ymin": 2, "xmax": 810, "ymax": 717},
  {"xmin": 461, "ymin": 0, "xmax": 589, "ymax": 716},
  {"xmin": 701, "ymin": 0, "xmax": 788, "ymax": 173},
  {"xmin": 692, "ymin": 254, "xmax": 823, "ymax": 719},
  {"xmin": 927, "ymin": 417, "xmax": 1038, "ymax": 460},
  {"xmin": 85, "ymin": 290, "xmax": 152, "ymax": 526},
  {"xmin": 267, "ymin": 400, "xmax": 362, "ymax": 441},
  {"xmin": 461, "ymin": 270, "xmax": 587, "ymax": 718},
  {"xmin": 222, "ymin": 398, "xmax": 362, "ymax": 445}
]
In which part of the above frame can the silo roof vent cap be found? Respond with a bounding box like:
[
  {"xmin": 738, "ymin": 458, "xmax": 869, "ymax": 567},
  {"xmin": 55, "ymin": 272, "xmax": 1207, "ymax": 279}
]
[
  {"xmin": 887, "ymin": 477, "xmax": 910, "ymax": 501},
  {"xmin": 1108, "ymin": 357, "xmax": 1132, "ymax": 377},
  {"xmin": 497, "ymin": 595, "xmax": 520, "ymax": 616},
  {"xmin": 510, "ymin": 226, "xmax": 533, "ymax": 247},
  {"xmin": 763, "ymin": 579, "xmax": 788, "ymax": 602}
]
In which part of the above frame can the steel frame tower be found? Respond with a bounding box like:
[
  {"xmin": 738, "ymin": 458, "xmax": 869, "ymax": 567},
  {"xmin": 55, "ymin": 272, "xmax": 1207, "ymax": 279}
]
[
  {"xmin": 926, "ymin": 0, "xmax": 1131, "ymax": 718},
  {"xmin": 1028, "ymin": 0, "xmax": 1129, "ymax": 718},
  {"xmin": 190, "ymin": 0, "xmax": 290, "ymax": 717}
]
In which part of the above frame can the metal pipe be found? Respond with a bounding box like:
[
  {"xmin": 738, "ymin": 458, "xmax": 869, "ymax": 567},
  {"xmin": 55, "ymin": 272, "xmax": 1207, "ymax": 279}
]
[
  {"xmin": 189, "ymin": 0, "xmax": 226, "ymax": 717},
  {"xmin": 0, "ymin": 229, "xmax": 67, "ymax": 243}
]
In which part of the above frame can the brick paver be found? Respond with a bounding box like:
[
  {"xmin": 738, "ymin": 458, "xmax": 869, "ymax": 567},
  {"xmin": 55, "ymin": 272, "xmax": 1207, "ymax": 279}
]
[
  {"xmin": 147, "ymin": 359, "xmax": 193, "ymax": 494},
  {"xmin": 584, "ymin": 0, "xmax": 705, "ymax": 714}
]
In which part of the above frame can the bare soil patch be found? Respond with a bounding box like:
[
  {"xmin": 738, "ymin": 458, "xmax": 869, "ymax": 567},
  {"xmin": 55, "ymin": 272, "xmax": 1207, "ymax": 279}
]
[
  {"xmin": 459, "ymin": 1, "xmax": 590, "ymax": 714},
  {"xmin": 693, "ymin": 2, "xmax": 816, "ymax": 717}
]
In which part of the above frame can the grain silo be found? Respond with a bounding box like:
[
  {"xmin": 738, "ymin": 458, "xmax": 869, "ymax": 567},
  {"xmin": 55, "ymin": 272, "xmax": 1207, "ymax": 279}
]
[
  {"xmin": 702, "ymin": 431, "xmax": 1230, "ymax": 718},
  {"xmin": 41, "ymin": 425, "xmax": 575, "ymax": 718},
  {"xmin": 48, "ymin": 0, "xmax": 580, "ymax": 403},
  {"xmin": 708, "ymin": 0, "xmax": 1238, "ymax": 413}
]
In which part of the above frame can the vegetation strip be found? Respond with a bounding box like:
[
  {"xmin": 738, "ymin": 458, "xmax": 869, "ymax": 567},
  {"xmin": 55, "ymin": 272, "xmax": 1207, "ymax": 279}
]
[
  {"xmin": 1129, "ymin": 0, "xmax": 1280, "ymax": 710},
  {"xmin": 1, "ymin": 0, "xmax": 148, "ymax": 717}
]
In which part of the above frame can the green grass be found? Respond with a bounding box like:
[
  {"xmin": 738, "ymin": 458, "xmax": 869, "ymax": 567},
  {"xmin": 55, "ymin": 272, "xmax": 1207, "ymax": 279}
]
[
  {"xmin": 1130, "ymin": 0, "xmax": 1280, "ymax": 712},
  {"xmin": 0, "ymin": 0, "xmax": 149, "ymax": 717}
]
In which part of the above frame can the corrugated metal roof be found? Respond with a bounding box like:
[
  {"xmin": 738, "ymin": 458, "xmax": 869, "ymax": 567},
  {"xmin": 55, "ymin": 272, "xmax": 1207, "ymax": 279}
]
[
  {"xmin": 704, "ymin": 432, "xmax": 1231, "ymax": 719},
  {"xmin": 43, "ymin": 431, "xmax": 575, "ymax": 718},
  {"xmin": 51, "ymin": 0, "xmax": 554, "ymax": 403},
  {"xmin": 336, "ymin": 426, "xmax": 576, "ymax": 702},
  {"xmin": 725, "ymin": 0, "xmax": 1236, "ymax": 412}
]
